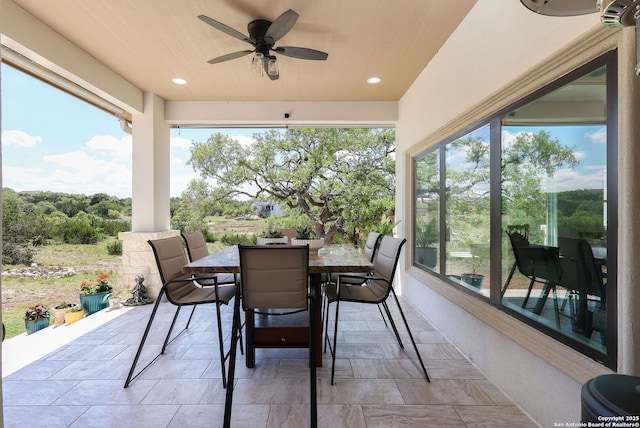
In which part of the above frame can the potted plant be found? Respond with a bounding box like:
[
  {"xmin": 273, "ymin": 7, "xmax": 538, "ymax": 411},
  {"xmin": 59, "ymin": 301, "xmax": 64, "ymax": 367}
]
[
  {"xmin": 79, "ymin": 273, "xmax": 113, "ymax": 315},
  {"xmin": 291, "ymin": 226, "xmax": 324, "ymax": 252},
  {"xmin": 51, "ymin": 301, "xmax": 75, "ymax": 327},
  {"xmin": 64, "ymin": 304, "xmax": 85, "ymax": 325},
  {"xmin": 102, "ymin": 289, "xmax": 130, "ymax": 311},
  {"xmin": 24, "ymin": 304, "xmax": 51, "ymax": 334},
  {"xmin": 415, "ymin": 217, "xmax": 438, "ymax": 268},
  {"xmin": 257, "ymin": 229, "xmax": 288, "ymax": 245},
  {"xmin": 460, "ymin": 243, "xmax": 489, "ymax": 288}
]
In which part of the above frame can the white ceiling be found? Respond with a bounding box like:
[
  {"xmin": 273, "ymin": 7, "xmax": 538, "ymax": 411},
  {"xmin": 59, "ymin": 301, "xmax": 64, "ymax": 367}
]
[{"xmin": 8, "ymin": 0, "xmax": 477, "ymax": 103}]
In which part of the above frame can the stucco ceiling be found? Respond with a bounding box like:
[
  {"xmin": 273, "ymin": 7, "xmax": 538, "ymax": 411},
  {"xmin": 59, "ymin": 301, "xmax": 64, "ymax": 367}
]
[{"xmin": 8, "ymin": 0, "xmax": 476, "ymax": 102}]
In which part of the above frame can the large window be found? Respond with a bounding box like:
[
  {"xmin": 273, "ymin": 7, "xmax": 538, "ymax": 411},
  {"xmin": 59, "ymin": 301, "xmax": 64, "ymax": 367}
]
[{"xmin": 413, "ymin": 52, "xmax": 616, "ymax": 368}]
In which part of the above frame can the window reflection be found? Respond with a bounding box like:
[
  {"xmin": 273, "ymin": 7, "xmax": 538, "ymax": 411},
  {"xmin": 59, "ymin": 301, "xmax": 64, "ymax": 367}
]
[
  {"xmin": 411, "ymin": 58, "xmax": 613, "ymax": 364},
  {"xmin": 501, "ymin": 66, "xmax": 607, "ymax": 352},
  {"xmin": 445, "ymin": 125, "xmax": 490, "ymax": 293},
  {"xmin": 415, "ymin": 151, "xmax": 440, "ymax": 272}
]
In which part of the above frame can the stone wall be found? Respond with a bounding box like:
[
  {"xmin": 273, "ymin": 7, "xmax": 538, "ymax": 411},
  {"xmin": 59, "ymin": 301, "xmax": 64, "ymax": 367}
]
[{"xmin": 118, "ymin": 230, "xmax": 180, "ymax": 299}]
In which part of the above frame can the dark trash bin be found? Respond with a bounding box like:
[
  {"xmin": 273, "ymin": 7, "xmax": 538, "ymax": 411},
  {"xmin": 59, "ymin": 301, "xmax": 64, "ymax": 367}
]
[{"xmin": 581, "ymin": 374, "xmax": 640, "ymax": 422}]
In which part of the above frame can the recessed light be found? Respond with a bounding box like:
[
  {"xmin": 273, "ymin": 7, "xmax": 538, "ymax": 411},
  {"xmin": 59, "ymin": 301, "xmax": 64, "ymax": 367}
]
[
  {"xmin": 172, "ymin": 77, "xmax": 188, "ymax": 85},
  {"xmin": 367, "ymin": 76, "xmax": 382, "ymax": 84}
]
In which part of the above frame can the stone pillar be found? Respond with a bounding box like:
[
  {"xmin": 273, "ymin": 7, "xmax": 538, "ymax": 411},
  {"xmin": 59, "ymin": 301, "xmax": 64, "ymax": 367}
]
[
  {"xmin": 119, "ymin": 230, "xmax": 179, "ymax": 298},
  {"xmin": 119, "ymin": 93, "xmax": 173, "ymax": 298}
]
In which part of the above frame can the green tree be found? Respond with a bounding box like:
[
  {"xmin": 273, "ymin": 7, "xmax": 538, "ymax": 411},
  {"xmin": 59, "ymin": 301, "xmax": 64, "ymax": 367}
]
[{"xmin": 188, "ymin": 128, "xmax": 396, "ymax": 241}]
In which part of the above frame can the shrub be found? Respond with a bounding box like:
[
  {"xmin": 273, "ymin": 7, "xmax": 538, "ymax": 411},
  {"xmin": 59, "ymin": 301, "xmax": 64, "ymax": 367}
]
[
  {"xmin": 218, "ymin": 233, "xmax": 254, "ymax": 245},
  {"xmin": 201, "ymin": 228, "xmax": 216, "ymax": 243},
  {"xmin": 2, "ymin": 242, "xmax": 34, "ymax": 265},
  {"xmin": 106, "ymin": 240, "xmax": 123, "ymax": 255},
  {"xmin": 58, "ymin": 220, "xmax": 98, "ymax": 244}
]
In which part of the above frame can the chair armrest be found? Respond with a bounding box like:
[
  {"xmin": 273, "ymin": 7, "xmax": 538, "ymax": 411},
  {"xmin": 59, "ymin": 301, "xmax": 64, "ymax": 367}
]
[{"xmin": 165, "ymin": 275, "xmax": 219, "ymax": 287}]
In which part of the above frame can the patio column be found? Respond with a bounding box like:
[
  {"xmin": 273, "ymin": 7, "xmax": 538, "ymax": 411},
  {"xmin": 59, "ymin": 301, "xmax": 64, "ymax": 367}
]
[{"xmin": 119, "ymin": 93, "xmax": 177, "ymax": 298}]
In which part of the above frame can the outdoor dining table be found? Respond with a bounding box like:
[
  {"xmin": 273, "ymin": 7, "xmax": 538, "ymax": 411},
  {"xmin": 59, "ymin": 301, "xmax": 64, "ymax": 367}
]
[{"xmin": 182, "ymin": 244, "xmax": 373, "ymax": 367}]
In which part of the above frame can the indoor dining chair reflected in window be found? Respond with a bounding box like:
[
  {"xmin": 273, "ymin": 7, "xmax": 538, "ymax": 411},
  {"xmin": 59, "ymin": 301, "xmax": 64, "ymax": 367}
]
[
  {"xmin": 124, "ymin": 235, "xmax": 239, "ymax": 389},
  {"xmin": 504, "ymin": 229, "xmax": 563, "ymax": 327},
  {"xmin": 223, "ymin": 245, "xmax": 317, "ymax": 428},
  {"xmin": 324, "ymin": 235, "xmax": 430, "ymax": 385}
]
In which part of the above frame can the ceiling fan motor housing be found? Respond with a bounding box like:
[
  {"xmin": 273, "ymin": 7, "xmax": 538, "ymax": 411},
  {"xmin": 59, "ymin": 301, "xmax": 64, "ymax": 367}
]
[{"xmin": 248, "ymin": 19, "xmax": 274, "ymax": 56}]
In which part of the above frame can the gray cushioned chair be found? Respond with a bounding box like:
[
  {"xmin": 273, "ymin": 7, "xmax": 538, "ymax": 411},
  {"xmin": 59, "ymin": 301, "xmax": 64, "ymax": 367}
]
[
  {"xmin": 124, "ymin": 235, "xmax": 238, "ymax": 388},
  {"xmin": 223, "ymin": 245, "xmax": 316, "ymax": 427},
  {"xmin": 324, "ymin": 235, "xmax": 430, "ymax": 385}
]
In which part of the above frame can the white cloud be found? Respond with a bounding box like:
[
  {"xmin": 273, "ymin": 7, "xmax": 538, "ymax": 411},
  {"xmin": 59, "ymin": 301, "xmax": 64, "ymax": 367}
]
[
  {"xmin": 585, "ymin": 128, "xmax": 606, "ymax": 144},
  {"xmin": 544, "ymin": 166, "xmax": 606, "ymax": 192},
  {"xmin": 233, "ymin": 134, "xmax": 255, "ymax": 147},
  {"xmin": 85, "ymin": 135, "xmax": 132, "ymax": 159},
  {"xmin": 171, "ymin": 136, "xmax": 192, "ymax": 150},
  {"xmin": 1, "ymin": 130, "xmax": 42, "ymax": 147}
]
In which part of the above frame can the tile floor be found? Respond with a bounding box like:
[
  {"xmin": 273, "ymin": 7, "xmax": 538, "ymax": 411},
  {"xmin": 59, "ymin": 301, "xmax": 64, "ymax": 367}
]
[{"xmin": 3, "ymin": 296, "xmax": 538, "ymax": 427}]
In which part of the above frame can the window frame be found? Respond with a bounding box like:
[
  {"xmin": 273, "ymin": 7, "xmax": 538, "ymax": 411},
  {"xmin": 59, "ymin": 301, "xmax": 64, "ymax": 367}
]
[{"xmin": 412, "ymin": 50, "xmax": 617, "ymax": 369}]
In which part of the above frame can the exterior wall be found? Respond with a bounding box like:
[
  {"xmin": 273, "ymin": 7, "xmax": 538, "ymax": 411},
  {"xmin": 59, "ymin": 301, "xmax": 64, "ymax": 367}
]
[{"xmin": 396, "ymin": 2, "xmax": 640, "ymax": 426}]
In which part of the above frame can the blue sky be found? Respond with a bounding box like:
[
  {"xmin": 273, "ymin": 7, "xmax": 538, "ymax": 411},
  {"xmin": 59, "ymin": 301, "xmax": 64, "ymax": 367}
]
[{"xmin": 1, "ymin": 64, "xmax": 259, "ymax": 198}]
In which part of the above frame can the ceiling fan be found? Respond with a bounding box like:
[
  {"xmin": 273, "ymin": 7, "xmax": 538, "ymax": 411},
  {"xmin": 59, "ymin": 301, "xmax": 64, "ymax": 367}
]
[
  {"xmin": 520, "ymin": 0, "xmax": 640, "ymax": 76},
  {"xmin": 198, "ymin": 9, "xmax": 328, "ymax": 80}
]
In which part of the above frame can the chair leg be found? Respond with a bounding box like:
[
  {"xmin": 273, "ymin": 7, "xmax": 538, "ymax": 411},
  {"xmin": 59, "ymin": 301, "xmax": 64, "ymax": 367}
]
[
  {"xmin": 330, "ymin": 298, "xmax": 341, "ymax": 385},
  {"xmin": 522, "ymin": 279, "xmax": 535, "ymax": 308},
  {"xmin": 551, "ymin": 286, "xmax": 560, "ymax": 328},
  {"xmin": 381, "ymin": 301, "xmax": 404, "ymax": 348},
  {"xmin": 389, "ymin": 288, "xmax": 430, "ymax": 382},
  {"xmin": 161, "ymin": 306, "xmax": 183, "ymax": 354},
  {"xmin": 501, "ymin": 262, "xmax": 517, "ymax": 298},
  {"xmin": 309, "ymin": 283, "xmax": 317, "ymax": 428},
  {"xmin": 376, "ymin": 303, "xmax": 389, "ymax": 327},
  {"xmin": 323, "ymin": 297, "xmax": 332, "ymax": 354},
  {"xmin": 124, "ymin": 290, "xmax": 165, "ymax": 388},
  {"xmin": 215, "ymin": 301, "xmax": 228, "ymax": 389},
  {"xmin": 223, "ymin": 285, "xmax": 242, "ymax": 428}
]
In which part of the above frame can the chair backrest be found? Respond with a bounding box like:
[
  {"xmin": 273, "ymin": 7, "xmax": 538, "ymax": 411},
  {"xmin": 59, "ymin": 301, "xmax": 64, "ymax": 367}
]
[
  {"xmin": 147, "ymin": 236, "xmax": 189, "ymax": 284},
  {"xmin": 182, "ymin": 231, "xmax": 209, "ymax": 262},
  {"xmin": 577, "ymin": 238, "xmax": 605, "ymax": 299},
  {"xmin": 368, "ymin": 236, "xmax": 406, "ymax": 299},
  {"xmin": 557, "ymin": 237, "xmax": 584, "ymax": 292},
  {"xmin": 508, "ymin": 232, "xmax": 560, "ymax": 281},
  {"xmin": 363, "ymin": 231, "xmax": 382, "ymax": 263},
  {"xmin": 239, "ymin": 245, "xmax": 309, "ymax": 311},
  {"xmin": 276, "ymin": 228, "xmax": 297, "ymax": 241}
]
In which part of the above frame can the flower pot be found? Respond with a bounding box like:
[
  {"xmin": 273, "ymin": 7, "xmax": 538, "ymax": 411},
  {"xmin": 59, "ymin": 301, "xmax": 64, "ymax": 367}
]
[
  {"xmin": 64, "ymin": 308, "xmax": 85, "ymax": 325},
  {"xmin": 461, "ymin": 273, "xmax": 484, "ymax": 288},
  {"xmin": 416, "ymin": 246, "xmax": 437, "ymax": 268},
  {"xmin": 25, "ymin": 317, "xmax": 50, "ymax": 335},
  {"xmin": 257, "ymin": 237, "xmax": 289, "ymax": 245},
  {"xmin": 79, "ymin": 288, "xmax": 112, "ymax": 315},
  {"xmin": 51, "ymin": 307, "xmax": 69, "ymax": 327},
  {"xmin": 291, "ymin": 238, "xmax": 324, "ymax": 253},
  {"xmin": 108, "ymin": 296, "xmax": 122, "ymax": 310}
]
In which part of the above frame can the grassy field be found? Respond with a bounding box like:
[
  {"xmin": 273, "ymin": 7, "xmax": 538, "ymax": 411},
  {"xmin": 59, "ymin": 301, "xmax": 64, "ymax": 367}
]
[
  {"xmin": 1, "ymin": 241, "xmax": 124, "ymax": 339},
  {"xmin": 1, "ymin": 218, "xmax": 267, "ymax": 339}
]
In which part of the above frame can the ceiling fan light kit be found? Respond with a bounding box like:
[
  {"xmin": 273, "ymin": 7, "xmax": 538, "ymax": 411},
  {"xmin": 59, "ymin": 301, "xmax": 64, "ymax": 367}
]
[
  {"xmin": 198, "ymin": 9, "xmax": 328, "ymax": 80},
  {"xmin": 520, "ymin": 0, "xmax": 640, "ymax": 76}
]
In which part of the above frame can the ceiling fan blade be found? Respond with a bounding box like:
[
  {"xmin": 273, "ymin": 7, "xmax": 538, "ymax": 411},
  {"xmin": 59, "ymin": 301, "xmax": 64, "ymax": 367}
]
[
  {"xmin": 274, "ymin": 46, "xmax": 328, "ymax": 61},
  {"xmin": 519, "ymin": 0, "xmax": 599, "ymax": 16},
  {"xmin": 207, "ymin": 50, "xmax": 254, "ymax": 64},
  {"xmin": 264, "ymin": 9, "xmax": 299, "ymax": 44},
  {"xmin": 198, "ymin": 15, "xmax": 255, "ymax": 45}
]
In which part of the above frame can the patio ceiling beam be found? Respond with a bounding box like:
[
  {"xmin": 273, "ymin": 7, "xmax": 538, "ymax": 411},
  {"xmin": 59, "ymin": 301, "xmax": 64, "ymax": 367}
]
[
  {"xmin": 0, "ymin": 0, "xmax": 143, "ymax": 115},
  {"xmin": 165, "ymin": 100, "xmax": 398, "ymax": 128}
]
